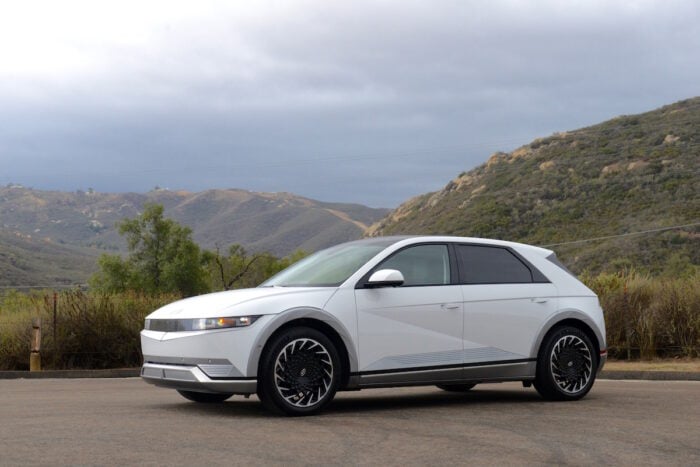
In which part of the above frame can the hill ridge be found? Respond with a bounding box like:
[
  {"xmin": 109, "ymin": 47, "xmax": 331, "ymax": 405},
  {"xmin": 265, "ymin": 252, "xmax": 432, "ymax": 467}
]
[
  {"xmin": 368, "ymin": 97, "xmax": 700, "ymax": 275},
  {"xmin": 0, "ymin": 187, "xmax": 389, "ymax": 286}
]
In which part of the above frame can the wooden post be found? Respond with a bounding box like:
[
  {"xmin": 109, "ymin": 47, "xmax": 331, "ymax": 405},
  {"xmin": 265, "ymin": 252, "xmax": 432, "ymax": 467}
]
[
  {"xmin": 53, "ymin": 292, "xmax": 58, "ymax": 368},
  {"xmin": 30, "ymin": 317, "xmax": 41, "ymax": 372}
]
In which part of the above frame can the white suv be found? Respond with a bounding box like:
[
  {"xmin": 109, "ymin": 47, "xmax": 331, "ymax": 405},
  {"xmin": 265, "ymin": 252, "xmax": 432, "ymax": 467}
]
[{"xmin": 141, "ymin": 236, "xmax": 606, "ymax": 415}]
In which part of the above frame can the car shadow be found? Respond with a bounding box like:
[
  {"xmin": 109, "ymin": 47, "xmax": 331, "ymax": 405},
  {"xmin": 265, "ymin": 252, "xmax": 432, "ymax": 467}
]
[
  {"xmin": 328, "ymin": 387, "xmax": 544, "ymax": 414},
  {"xmin": 151, "ymin": 386, "xmax": 545, "ymax": 418}
]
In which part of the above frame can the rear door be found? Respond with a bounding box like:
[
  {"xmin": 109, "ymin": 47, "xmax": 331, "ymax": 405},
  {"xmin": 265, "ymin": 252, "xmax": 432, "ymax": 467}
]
[{"xmin": 456, "ymin": 244, "xmax": 558, "ymax": 364}]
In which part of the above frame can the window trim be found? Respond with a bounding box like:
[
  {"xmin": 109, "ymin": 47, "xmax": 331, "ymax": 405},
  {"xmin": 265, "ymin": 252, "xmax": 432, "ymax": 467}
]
[
  {"xmin": 453, "ymin": 242, "xmax": 550, "ymax": 285},
  {"xmin": 355, "ymin": 242, "xmax": 457, "ymax": 289}
]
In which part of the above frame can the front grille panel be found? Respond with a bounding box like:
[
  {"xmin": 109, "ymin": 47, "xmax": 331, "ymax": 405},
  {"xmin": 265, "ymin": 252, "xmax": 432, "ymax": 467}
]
[{"xmin": 146, "ymin": 319, "xmax": 192, "ymax": 332}]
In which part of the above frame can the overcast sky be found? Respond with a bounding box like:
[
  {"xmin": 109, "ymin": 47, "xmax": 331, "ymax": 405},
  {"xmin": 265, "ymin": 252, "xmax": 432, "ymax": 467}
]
[{"xmin": 1, "ymin": 0, "xmax": 698, "ymax": 207}]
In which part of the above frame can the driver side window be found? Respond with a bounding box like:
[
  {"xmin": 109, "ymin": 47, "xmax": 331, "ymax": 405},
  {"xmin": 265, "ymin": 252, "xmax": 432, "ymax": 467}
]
[{"xmin": 378, "ymin": 244, "xmax": 451, "ymax": 286}]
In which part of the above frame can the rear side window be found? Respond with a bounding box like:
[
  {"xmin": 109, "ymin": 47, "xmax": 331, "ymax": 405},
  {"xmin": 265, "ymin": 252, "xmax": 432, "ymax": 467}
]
[
  {"xmin": 546, "ymin": 253, "xmax": 577, "ymax": 277},
  {"xmin": 456, "ymin": 245, "xmax": 532, "ymax": 284}
]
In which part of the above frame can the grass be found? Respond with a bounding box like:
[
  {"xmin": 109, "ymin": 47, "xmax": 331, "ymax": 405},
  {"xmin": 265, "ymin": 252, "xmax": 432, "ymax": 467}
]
[{"xmin": 605, "ymin": 359, "xmax": 700, "ymax": 372}]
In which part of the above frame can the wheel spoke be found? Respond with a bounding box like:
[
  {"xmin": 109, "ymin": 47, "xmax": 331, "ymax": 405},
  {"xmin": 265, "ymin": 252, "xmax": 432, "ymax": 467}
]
[
  {"xmin": 549, "ymin": 334, "xmax": 593, "ymax": 395},
  {"xmin": 273, "ymin": 337, "xmax": 334, "ymax": 409}
]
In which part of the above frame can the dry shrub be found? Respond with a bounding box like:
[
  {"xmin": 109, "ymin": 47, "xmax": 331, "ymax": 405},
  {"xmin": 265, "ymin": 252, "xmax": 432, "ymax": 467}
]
[
  {"xmin": 584, "ymin": 272, "xmax": 700, "ymax": 359},
  {"xmin": 0, "ymin": 290, "xmax": 177, "ymax": 370}
]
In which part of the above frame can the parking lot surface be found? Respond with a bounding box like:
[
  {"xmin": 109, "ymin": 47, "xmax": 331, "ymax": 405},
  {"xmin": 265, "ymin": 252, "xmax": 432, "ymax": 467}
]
[{"xmin": 1, "ymin": 378, "xmax": 698, "ymax": 465}]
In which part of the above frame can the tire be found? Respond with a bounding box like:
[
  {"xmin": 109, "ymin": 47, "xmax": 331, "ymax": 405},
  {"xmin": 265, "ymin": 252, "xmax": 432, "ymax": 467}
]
[
  {"xmin": 257, "ymin": 326, "xmax": 341, "ymax": 416},
  {"xmin": 436, "ymin": 383, "xmax": 476, "ymax": 392},
  {"xmin": 534, "ymin": 326, "xmax": 597, "ymax": 401},
  {"xmin": 177, "ymin": 390, "xmax": 233, "ymax": 403}
]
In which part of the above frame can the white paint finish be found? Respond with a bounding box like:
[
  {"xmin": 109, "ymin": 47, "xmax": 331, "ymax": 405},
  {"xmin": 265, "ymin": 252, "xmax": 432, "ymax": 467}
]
[
  {"xmin": 355, "ymin": 285, "xmax": 463, "ymax": 372},
  {"xmin": 140, "ymin": 315, "xmax": 275, "ymax": 375},
  {"xmin": 322, "ymin": 287, "xmax": 361, "ymax": 357},
  {"xmin": 558, "ymin": 295, "xmax": 607, "ymax": 345},
  {"xmin": 367, "ymin": 268, "xmax": 405, "ymax": 284},
  {"xmin": 461, "ymin": 283, "xmax": 558, "ymax": 358},
  {"xmin": 147, "ymin": 287, "xmax": 336, "ymax": 319}
]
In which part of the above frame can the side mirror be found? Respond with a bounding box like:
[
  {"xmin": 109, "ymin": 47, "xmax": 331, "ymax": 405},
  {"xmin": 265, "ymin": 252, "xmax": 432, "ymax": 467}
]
[{"xmin": 366, "ymin": 269, "xmax": 404, "ymax": 288}]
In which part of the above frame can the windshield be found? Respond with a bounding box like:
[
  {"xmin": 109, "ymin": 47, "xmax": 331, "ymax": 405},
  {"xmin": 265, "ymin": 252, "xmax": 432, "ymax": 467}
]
[{"xmin": 261, "ymin": 241, "xmax": 392, "ymax": 287}]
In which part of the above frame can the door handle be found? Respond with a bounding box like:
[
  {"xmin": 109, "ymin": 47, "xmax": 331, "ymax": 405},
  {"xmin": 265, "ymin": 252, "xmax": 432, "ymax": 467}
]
[
  {"xmin": 531, "ymin": 297, "xmax": 548, "ymax": 303},
  {"xmin": 442, "ymin": 303, "xmax": 461, "ymax": 310}
]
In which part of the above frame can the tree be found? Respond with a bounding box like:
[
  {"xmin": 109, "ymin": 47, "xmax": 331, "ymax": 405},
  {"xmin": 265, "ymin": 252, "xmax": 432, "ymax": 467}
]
[
  {"xmin": 204, "ymin": 245, "xmax": 307, "ymax": 291},
  {"xmin": 90, "ymin": 203, "xmax": 208, "ymax": 296}
]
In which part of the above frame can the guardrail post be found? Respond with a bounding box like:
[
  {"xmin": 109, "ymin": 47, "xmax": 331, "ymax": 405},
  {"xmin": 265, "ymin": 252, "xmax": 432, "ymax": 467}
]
[{"xmin": 30, "ymin": 317, "xmax": 41, "ymax": 372}]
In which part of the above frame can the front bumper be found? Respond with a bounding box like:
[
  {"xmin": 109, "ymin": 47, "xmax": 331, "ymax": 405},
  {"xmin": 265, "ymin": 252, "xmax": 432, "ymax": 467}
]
[{"xmin": 141, "ymin": 362, "xmax": 257, "ymax": 394}]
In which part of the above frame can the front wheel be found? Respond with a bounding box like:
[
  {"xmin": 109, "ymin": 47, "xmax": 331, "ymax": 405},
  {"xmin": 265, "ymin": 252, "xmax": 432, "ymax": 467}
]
[
  {"xmin": 177, "ymin": 390, "xmax": 233, "ymax": 403},
  {"xmin": 257, "ymin": 327, "xmax": 341, "ymax": 416},
  {"xmin": 534, "ymin": 326, "xmax": 597, "ymax": 401}
]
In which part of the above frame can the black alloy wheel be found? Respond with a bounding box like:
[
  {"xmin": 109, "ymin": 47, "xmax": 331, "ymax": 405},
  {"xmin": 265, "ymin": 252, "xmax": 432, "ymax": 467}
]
[
  {"xmin": 257, "ymin": 326, "xmax": 341, "ymax": 416},
  {"xmin": 534, "ymin": 325, "xmax": 597, "ymax": 401}
]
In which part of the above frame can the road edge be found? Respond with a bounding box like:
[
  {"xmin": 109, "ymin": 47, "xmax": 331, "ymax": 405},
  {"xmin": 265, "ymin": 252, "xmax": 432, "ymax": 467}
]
[
  {"xmin": 599, "ymin": 370, "xmax": 700, "ymax": 381},
  {"xmin": 0, "ymin": 368, "xmax": 140, "ymax": 379}
]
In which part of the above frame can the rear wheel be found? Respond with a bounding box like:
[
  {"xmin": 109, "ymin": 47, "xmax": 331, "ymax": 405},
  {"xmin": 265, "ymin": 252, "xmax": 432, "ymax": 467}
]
[
  {"xmin": 257, "ymin": 327, "xmax": 341, "ymax": 416},
  {"xmin": 436, "ymin": 383, "xmax": 476, "ymax": 392},
  {"xmin": 534, "ymin": 326, "xmax": 597, "ymax": 401},
  {"xmin": 177, "ymin": 390, "xmax": 233, "ymax": 403}
]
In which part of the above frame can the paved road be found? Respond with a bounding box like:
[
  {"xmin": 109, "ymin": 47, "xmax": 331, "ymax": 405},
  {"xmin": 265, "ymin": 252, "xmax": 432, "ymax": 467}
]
[{"xmin": 1, "ymin": 379, "xmax": 698, "ymax": 466}]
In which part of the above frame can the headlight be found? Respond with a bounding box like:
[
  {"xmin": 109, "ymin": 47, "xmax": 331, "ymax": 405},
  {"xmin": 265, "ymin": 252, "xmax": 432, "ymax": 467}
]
[
  {"xmin": 145, "ymin": 316, "xmax": 261, "ymax": 332},
  {"xmin": 191, "ymin": 316, "xmax": 260, "ymax": 330}
]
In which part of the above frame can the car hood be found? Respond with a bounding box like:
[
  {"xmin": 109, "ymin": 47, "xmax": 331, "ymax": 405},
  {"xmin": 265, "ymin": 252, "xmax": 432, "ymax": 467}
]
[{"xmin": 146, "ymin": 287, "xmax": 338, "ymax": 320}]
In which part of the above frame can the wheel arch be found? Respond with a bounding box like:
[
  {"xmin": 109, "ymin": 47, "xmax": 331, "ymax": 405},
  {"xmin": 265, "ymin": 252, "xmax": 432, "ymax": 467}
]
[
  {"xmin": 246, "ymin": 307, "xmax": 357, "ymax": 388},
  {"xmin": 531, "ymin": 311, "xmax": 604, "ymax": 365}
]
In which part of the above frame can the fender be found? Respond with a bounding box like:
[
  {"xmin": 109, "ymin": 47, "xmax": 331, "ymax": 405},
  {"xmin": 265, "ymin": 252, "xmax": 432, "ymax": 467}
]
[
  {"xmin": 245, "ymin": 306, "xmax": 359, "ymax": 377},
  {"xmin": 530, "ymin": 308, "xmax": 606, "ymax": 358}
]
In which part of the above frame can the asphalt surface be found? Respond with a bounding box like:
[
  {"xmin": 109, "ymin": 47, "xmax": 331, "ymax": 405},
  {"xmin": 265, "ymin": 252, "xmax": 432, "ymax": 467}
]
[{"xmin": 0, "ymin": 379, "xmax": 698, "ymax": 466}]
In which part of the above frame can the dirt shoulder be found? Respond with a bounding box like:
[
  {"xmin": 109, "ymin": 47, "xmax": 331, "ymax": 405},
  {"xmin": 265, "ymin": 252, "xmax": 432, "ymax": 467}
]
[{"xmin": 604, "ymin": 359, "xmax": 700, "ymax": 372}]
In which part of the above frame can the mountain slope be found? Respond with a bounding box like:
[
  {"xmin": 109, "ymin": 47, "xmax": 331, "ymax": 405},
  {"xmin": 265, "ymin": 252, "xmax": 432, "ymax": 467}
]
[
  {"xmin": 0, "ymin": 188, "xmax": 388, "ymax": 286},
  {"xmin": 0, "ymin": 229, "xmax": 98, "ymax": 287},
  {"xmin": 368, "ymin": 97, "xmax": 700, "ymax": 275}
]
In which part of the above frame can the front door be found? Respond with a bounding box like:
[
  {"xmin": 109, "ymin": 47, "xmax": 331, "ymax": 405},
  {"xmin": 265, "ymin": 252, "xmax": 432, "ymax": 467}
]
[{"xmin": 355, "ymin": 244, "xmax": 463, "ymax": 385}]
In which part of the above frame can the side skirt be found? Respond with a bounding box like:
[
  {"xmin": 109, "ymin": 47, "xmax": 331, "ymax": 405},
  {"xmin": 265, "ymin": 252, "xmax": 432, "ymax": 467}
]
[{"xmin": 352, "ymin": 359, "xmax": 536, "ymax": 389}]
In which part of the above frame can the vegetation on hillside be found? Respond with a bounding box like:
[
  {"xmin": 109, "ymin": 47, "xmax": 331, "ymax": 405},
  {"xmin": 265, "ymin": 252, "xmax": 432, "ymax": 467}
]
[
  {"xmin": 368, "ymin": 97, "xmax": 700, "ymax": 276},
  {"xmin": 0, "ymin": 229, "xmax": 98, "ymax": 287}
]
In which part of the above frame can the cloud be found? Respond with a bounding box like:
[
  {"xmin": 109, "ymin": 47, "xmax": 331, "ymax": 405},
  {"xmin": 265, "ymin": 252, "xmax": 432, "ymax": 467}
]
[{"xmin": 1, "ymin": 0, "xmax": 699, "ymax": 207}]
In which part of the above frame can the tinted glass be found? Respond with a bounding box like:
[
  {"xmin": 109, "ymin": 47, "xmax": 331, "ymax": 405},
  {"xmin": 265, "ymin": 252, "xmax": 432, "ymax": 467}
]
[
  {"xmin": 547, "ymin": 253, "xmax": 576, "ymax": 277},
  {"xmin": 457, "ymin": 245, "xmax": 532, "ymax": 284},
  {"xmin": 379, "ymin": 244, "xmax": 450, "ymax": 286}
]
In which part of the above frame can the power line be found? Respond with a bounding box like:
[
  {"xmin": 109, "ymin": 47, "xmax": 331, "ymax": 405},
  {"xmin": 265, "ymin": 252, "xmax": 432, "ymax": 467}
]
[{"xmin": 541, "ymin": 222, "xmax": 700, "ymax": 248}]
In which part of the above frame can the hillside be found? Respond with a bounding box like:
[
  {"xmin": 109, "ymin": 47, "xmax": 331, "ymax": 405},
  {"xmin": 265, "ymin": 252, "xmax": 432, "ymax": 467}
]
[
  {"xmin": 0, "ymin": 229, "xmax": 99, "ymax": 287},
  {"xmin": 368, "ymin": 97, "xmax": 700, "ymax": 275},
  {"xmin": 0, "ymin": 188, "xmax": 388, "ymax": 286}
]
